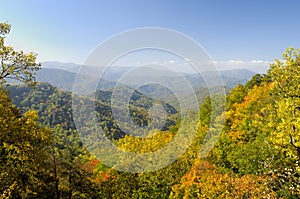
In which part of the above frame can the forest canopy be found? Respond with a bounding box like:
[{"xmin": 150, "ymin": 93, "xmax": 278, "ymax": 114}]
[{"xmin": 0, "ymin": 22, "xmax": 300, "ymax": 198}]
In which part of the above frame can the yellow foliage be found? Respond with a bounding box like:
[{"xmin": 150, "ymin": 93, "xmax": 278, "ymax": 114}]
[
  {"xmin": 117, "ymin": 130, "xmax": 174, "ymax": 153},
  {"xmin": 170, "ymin": 160, "xmax": 277, "ymax": 198},
  {"xmin": 226, "ymin": 83, "xmax": 274, "ymax": 142}
]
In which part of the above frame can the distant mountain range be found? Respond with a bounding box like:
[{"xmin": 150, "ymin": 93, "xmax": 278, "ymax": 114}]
[
  {"xmin": 39, "ymin": 61, "xmax": 257, "ymax": 93},
  {"xmin": 37, "ymin": 68, "xmax": 116, "ymax": 91}
]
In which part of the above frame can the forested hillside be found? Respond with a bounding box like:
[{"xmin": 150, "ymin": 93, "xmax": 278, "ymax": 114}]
[
  {"xmin": 1, "ymin": 20, "xmax": 300, "ymax": 198},
  {"xmin": 8, "ymin": 83, "xmax": 177, "ymax": 140}
]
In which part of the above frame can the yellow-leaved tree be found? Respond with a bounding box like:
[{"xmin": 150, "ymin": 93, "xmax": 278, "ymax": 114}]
[
  {"xmin": 0, "ymin": 22, "xmax": 40, "ymax": 85},
  {"xmin": 267, "ymin": 48, "xmax": 300, "ymax": 196},
  {"xmin": 268, "ymin": 48, "xmax": 300, "ymax": 159},
  {"xmin": 0, "ymin": 87, "xmax": 54, "ymax": 198},
  {"xmin": 0, "ymin": 22, "xmax": 54, "ymax": 198}
]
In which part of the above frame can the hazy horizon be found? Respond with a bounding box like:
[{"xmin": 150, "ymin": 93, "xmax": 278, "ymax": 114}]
[{"xmin": 1, "ymin": 1, "xmax": 299, "ymax": 74}]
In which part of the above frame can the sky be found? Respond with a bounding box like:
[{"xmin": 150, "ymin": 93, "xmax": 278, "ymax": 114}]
[{"xmin": 1, "ymin": 0, "xmax": 300, "ymax": 73}]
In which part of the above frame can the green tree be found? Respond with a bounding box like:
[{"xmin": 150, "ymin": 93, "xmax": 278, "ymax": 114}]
[
  {"xmin": 0, "ymin": 22, "xmax": 40, "ymax": 85},
  {"xmin": 0, "ymin": 87, "xmax": 54, "ymax": 198},
  {"xmin": 51, "ymin": 127, "xmax": 101, "ymax": 199},
  {"xmin": 268, "ymin": 48, "xmax": 300, "ymax": 158},
  {"xmin": 267, "ymin": 48, "xmax": 300, "ymax": 197}
]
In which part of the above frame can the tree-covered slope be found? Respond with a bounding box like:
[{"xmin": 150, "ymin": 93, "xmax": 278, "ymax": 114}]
[{"xmin": 8, "ymin": 82, "xmax": 178, "ymax": 140}]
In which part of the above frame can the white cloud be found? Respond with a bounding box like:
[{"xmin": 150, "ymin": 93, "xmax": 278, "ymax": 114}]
[
  {"xmin": 168, "ymin": 60, "xmax": 175, "ymax": 64},
  {"xmin": 228, "ymin": 60, "xmax": 244, "ymax": 64}
]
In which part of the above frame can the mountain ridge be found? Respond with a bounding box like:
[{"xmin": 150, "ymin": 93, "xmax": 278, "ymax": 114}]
[{"xmin": 39, "ymin": 62, "xmax": 256, "ymax": 93}]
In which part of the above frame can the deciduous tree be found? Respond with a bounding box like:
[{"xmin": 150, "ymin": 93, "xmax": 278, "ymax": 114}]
[{"xmin": 0, "ymin": 22, "xmax": 40, "ymax": 85}]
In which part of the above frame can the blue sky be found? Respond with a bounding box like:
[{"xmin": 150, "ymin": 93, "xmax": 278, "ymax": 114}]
[{"xmin": 1, "ymin": 0, "xmax": 300, "ymax": 73}]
